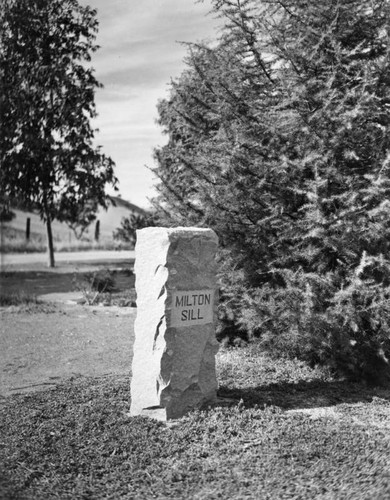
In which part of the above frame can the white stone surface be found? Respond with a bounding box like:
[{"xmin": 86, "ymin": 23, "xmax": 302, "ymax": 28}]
[{"xmin": 130, "ymin": 227, "xmax": 219, "ymax": 420}]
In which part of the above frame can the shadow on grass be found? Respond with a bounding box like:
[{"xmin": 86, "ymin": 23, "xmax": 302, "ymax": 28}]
[{"xmin": 218, "ymin": 379, "xmax": 390, "ymax": 411}]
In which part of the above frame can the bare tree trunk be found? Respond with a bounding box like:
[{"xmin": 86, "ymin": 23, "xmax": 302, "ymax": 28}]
[
  {"xmin": 46, "ymin": 216, "xmax": 55, "ymax": 268},
  {"xmin": 43, "ymin": 200, "xmax": 55, "ymax": 268}
]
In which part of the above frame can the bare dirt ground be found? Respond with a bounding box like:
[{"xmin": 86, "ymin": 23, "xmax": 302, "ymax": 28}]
[
  {"xmin": 0, "ymin": 305, "xmax": 136, "ymax": 399},
  {"xmin": 0, "ymin": 263, "xmax": 136, "ymax": 399}
]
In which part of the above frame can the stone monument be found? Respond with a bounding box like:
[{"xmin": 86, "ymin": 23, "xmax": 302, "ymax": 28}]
[{"xmin": 130, "ymin": 227, "xmax": 219, "ymax": 420}]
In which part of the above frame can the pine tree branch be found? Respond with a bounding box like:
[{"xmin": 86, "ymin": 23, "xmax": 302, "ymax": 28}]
[
  {"xmin": 221, "ymin": 5, "xmax": 275, "ymax": 84},
  {"xmin": 152, "ymin": 170, "xmax": 205, "ymax": 217}
]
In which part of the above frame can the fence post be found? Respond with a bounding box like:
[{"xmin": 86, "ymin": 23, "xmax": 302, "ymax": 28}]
[
  {"xmin": 26, "ymin": 217, "xmax": 31, "ymax": 240},
  {"xmin": 94, "ymin": 220, "xmax": 100, "ymax": 242}
]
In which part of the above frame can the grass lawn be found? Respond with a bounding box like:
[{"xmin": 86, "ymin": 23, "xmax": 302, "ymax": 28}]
[{"xmin": 1, "ymin": 345, "xmax": 390, "ymax": 499}]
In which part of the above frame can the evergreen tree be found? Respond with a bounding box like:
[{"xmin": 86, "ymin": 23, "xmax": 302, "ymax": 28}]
[
  {"xmin": 113, "ymin": 212, "xmax": 157, "ymax": 248},
  {"xmin": 153, "ymin": 0, "xmax": 390, "ymax": 382},
  {"xmin": 0, "ymin": 0, "xmax": 117, "ymax": 266}
]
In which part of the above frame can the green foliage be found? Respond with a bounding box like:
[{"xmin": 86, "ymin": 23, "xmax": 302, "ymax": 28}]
[
  {"xmin": 0, "ymin": 0, "xmax": 117, "ymax": 266},
  {"xmin": 87, "ymin": 269, "xmax": 116, "ymax": 293},
  {"xmin": 0, "ymin": 194, "xmax": 15, "ymax": 221},
  {"xmin": 0, "ymin": 207, "xmax": 15, "ymax": 222},
  {"xmin": 153, "ymin": 0, "xmax": 390, "ymax": 382},
  {"xmin": 63, "ymin": 199, "xmax": 101, "ymax": 240},
  {"xmin": 73, "ymin": 269, "xmax": 116, "ymax": 305},
  {"xmin": 113, "ymin": 212, "xmax": 158, "ymax": 247},
  {"xmin": 0, "ymin": 291, "xmax": 57, "ymax": 313},
  {"xmin": 0, "ymin": 291, "xmax": 41, "ymax": 306},
  {"xmin": 71, "ymin": 268, "xmax": 136, "ymax": 306}
]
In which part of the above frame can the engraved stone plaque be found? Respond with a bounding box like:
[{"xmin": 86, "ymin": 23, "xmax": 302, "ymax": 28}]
[{"xmin": 171, "ymin": 289, "xmax": 214, "ymax": 327}]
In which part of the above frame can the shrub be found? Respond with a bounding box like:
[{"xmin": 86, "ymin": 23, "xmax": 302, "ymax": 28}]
[
  {"xmin": 113, "ymin": 212, "xmax": 158, "ymax": 247},
  {"xmin": 0, "ymin": 292, "xmax": 41, "ymax": 306},
  {"xmin": 0, "ymin": 207, "xmax": 15, "ymax": 222},
  {"xmin": 220, "ymin": 258, "xmax": 390, "ymax": 384},
  {"xmin": 73, "ymin": 269, "xmax": 117, "ymax": 305},
  {"xmin": 152, "ymin": 0, "xmax": 390, "ymax": 383}
]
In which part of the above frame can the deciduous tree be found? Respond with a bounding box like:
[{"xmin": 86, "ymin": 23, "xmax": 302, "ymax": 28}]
[{"xmin": 0, "ymin": 0, "xmax": 117, "ymax": 266}]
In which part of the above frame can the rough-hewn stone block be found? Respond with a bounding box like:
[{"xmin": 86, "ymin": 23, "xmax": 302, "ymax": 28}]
[{"xmin": 130, "ymin": 227, "xmax": 219, "ymax": 420}]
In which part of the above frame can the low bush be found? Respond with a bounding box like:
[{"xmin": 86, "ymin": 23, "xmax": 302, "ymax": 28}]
[
  {"xmin": 0, "ymin": 207, "xmax": 15, "ymax": 222},
  {"xmin": 73, "ymin": 269, "xmax": 117, "ymax": 305},
  {"xmin": 113, "ymin": 212, "xmax": 158, "ymax": 247},
  {"xmin": 0, "ymin": 291, "xmax": 41, "ymax": 306},
  {"xmin": 86, "ymin": 269, "xmax": 117, "ymax": 293},
  {"xmin": 0, "ymin": 292, "xmax": 57, "ymax": 313},
  {"xmin": 219, "ymin": 255, "xmax": 390, "ymax": 385}
]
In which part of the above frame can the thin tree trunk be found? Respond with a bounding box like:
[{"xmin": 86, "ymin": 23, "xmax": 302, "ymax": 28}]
[
  {"xmin": 46, "ymin": 216, "xmax": 55, "ymax": 268},
  {"xmin": 43, "ymin": 201, "xmax": 55, "ymax": 268}
]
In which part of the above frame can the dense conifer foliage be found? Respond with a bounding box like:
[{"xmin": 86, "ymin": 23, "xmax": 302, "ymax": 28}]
[{"xmin": 153, "ymin": 0, "xmax": 390, "ymax": 382}]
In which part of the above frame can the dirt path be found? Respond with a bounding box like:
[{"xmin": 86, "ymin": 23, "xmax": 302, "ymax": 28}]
[{"xmin": 0, "ymin": 304, "xmax": 136, "ymax": 398}]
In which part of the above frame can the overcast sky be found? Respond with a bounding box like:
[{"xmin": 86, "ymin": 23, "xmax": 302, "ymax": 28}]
[{"xmin": 78, "ymin": 0, "xmax": 219, "ymax": 209}]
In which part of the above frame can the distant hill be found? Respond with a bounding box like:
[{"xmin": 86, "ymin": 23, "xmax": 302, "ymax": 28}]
[
  {"xmin": 108, "ymin": 196, "xmax": 147, "ymax": 216},
  {"xmin": 2, "ymin": 196, "xmax": 147, "ymax": 246},
  {"xmin": 94, "ymin": 196, "xmax": 147, "ymax": 241}
]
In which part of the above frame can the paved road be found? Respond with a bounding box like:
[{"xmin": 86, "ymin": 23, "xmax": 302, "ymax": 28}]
[{"xmin": 1, "ymin": 250, "xmax": 135, "ymax": 270}]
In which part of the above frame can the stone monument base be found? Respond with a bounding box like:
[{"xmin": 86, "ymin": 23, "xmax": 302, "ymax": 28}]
[
  {"xmin": 132, "ymin": 396, "xmax": 237, "ymax": 422},
  {"xmin": 130, "ymin": 227, "xmax": 220, "ymax": 420}
]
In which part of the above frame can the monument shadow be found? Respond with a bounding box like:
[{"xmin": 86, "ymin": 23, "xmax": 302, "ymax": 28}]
[{"xmin": 217, "ymin": 378, "xmax": 390, "ymax": 412}]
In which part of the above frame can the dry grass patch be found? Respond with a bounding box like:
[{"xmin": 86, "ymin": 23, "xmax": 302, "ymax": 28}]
[{"xmin": 1, "ymin": 346, "xmax": 390, "ymax": 499}]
